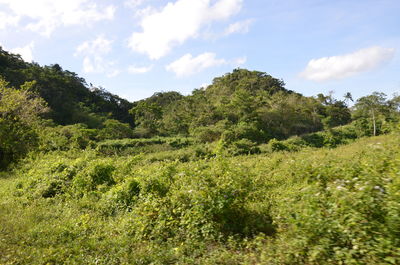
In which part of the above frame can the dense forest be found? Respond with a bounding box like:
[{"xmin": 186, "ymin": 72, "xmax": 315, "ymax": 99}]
[{"xmin": 1, "ymin": 47, "xmax": 400, "ymax": 264}]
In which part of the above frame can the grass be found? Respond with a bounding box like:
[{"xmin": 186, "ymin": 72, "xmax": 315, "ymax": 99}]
[{"xmin": 0, "ymin": 133, "xmax": 399, "ymax": 264}]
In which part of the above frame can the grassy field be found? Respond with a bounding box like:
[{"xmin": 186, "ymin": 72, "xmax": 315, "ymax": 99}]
[{"xmin": 1, "ymin": 133, "xmax": 399, "ymax": 264}]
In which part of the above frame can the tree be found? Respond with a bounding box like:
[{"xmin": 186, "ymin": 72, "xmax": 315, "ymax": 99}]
[
  {"xmin": 0, "ymin": 78, "xmax": 48, "ymax": 168},
  {"xmin": 0, "ymin": 47, "xmax": 133, "ymax": 127},
  {"xmin": 130, "ymin": 101, "xmax": 163, "ymax": 135},
  {"xmin": 353, "ymin": 92, "xmax": 388, "ymax": 136},
  {"xmin": 129, "ymin": 92, "xmax": 183, "ymax": 135},
  {"xmin": 323, "ymin": 100, "xmax": 351, "ymax": 129},
  {"xmin": 99, "ymin": 119, "xmax": 133, "ymax": 140},
  {"xmin": 343, "ymin": 92, "xmax": 353, "ymax": 105}
]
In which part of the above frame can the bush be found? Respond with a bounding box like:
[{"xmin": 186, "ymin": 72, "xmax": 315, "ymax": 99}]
[
  {"xmin": 166, "ymin": 137, "xmax": 192, "ymax": 148},
  {"xmin": 219, "ymin": 122, "xmax": 269, "ymax": 144},
  {"xmin": 301, "ymin": 132, "xmax": 325, "ymax": 147},
  {"xmin": 227, "ymin": 139, "xmax": 260, "ymax": 155},
  {"xmin": 39, "ymin": 123, "xmax": 98, "ymax": 151},
  {"xmin": 95, "ymin": 138, "xmax": 166, "ymax": 155},
  {"xmin": 268, "ymin": 138, "xmax": 290, "ymax": 152},
  {"xmin": 98, "ymin": 119, "xmax": 133, "ymax": 140},
  {"xmin": 191, "ymin": 125, "xmax": 224, "ymax": 143},
  {"xmin": 73, "ymin": 162, "xmax": 116, "ymax": 193}
]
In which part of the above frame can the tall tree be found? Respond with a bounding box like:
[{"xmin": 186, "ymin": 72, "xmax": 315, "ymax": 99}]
[
  {"xmin": 0, "ymin": 78, "xmax": 48, "ymax": 168},
  {"xmin": 353, "ymin": 92, "xmax": 388, "ymax": 136}
]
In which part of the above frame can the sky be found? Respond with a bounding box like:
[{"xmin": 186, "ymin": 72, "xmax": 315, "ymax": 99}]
[{"xmin": 0, "ymin": 0, "xmax": 399, "ymax": 102}]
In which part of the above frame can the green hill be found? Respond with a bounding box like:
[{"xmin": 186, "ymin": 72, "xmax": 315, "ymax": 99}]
[
  {"xmin": 0, "ymin": 47, "xmax": 133, "ymax": 126},
  {"xmin": 1, "ymin": 47, "xmax": 400, "ymax": 264}
]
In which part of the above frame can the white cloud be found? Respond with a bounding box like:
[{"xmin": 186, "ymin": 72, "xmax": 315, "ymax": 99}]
[
  {"xmin": 128, "ymin": 65, "xmax": 153, "ymax": 74},
  {"xmin": 233, "ymin": 56, "xmax": 247, "ymax": 66},
  {"xmin": 0, "ymin": 0, "xmax": 115, "ymax": 36},
  {"xmin": 124, "ymin": 0, "xmax": 147, "ymax": 9},
  {"xmin": 166, "ymin": 52, "xmax": 247, "ymax": 77},
  {"xmin": 300, "ymin": 46, "xmax": 396, "ymax": 82},
  {"xmin": 75, "ymin": 36, "xmax": 119, "ymax": 77},
  {"xmin": 224, "ymin": 19, "xmax": 253, "ymax": 35},
  {"xmin": 9, "ymin": 42, "xmax": 35, "ymax": 62},
  {"xmin": 107, "ymin": 69, "xmax": 121, "ymax": 78},
  {"xmin": 166, "ymin": 52, "xmax": 226, "ymax": 77},
  {"xmin": 75, "ymin": 36, "xmax": 113, "ymax": 55},
  {"xmin": 0, "ymin": 11, "xmax": 19, "ymax": 29},
  {"xmin": 129, "ymin": 0, "xmax": 243, "ymax": 60}
]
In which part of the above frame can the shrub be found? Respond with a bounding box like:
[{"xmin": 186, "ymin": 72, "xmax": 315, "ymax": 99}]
[
  {"xmin": 73, "ymin": 162, "xmax": 116, "ymax": 193},
  {"xmin": 39, "ymin": 124, "xmax": 98, "ymax": 151},
  {"xmin": 95, "ymin": 138, "xmax": 166, "ymax": 155},
  {"xmin": 228, "ymin": 139, "xmax": 260, "ymax": 155},
  {"xmin": 191, "ymin": 125, "xmax": 224, "ymax": 143},
  {"xmin": 301, "ymin": 132, "xmax": 325, "ymax": 147},
  {"xmin": 167, "ymin": 137, "xmax": 192, "ymax": 148},
  {"xmin": 98, "ymin": 119, "xmax": 133, "ymax": 140},
  {"xmin": 268, "ymin": 138, "xmax": 290, "ymax": 152}
]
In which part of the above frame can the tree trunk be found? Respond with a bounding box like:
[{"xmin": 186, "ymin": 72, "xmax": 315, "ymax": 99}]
[{"xmin": 372, "ymin": 109, "xmax": 376, "ymax": 136}]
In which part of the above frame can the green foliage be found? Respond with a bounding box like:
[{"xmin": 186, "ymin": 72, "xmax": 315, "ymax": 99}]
[
  {"xmin": 2, "ymin": 47, "xmax": 400, "ymax": 264},
  {"xmin": 95, "ymin": 138, "xmax": 166, "ymax": 155},
  {"xmin": 352, "ymin": 92, "xmax": 399, "ymax": 136},
  {"xmin": 0, "ymin": 47, "xmax": 133, "ymax": 126},
  {"xmin": 38, "ymin": 123, "xmax": 98, "ymax": 151},
  {"xmin": 268, "ymin": 138, "xmax": 290, "ymax": 151},
  {"xmin": 221, "ymin": 121, "xmax": 268, "ymax": 143},
  {"xmin": 323, "ymin": 100, "xmax": 352, "ymax": 128},
  {"xmin": 98, "ymin": 119, "xmax": 133, "ymax": 140},
  {"xmin": 264, "ymin": 124, "xmax": 360, "ymax": 152},
  {"xmin": 73, "ymin": 162, "xmax": 116, "ymax": 193},
  {"xmin": 191, "ymin": 123, "xmax": 226, "ymax": 143},
  {"xmin": 128, "ymin": 69, "xmax": 354, "ymax": 144},
  {"xmin": 0, "ymin": 78, "xmax": 48, "ymax": 168},
  {"xmin": 1, "ymin": 134, "xmax": 400, "ymax": 264},
  {"xmin": 226, "ymin": 139, "xmax": 261, "ymax": 155},
  {"xmin": 130, "ymin": 91, "xmax": 183, "ymax": 135}
]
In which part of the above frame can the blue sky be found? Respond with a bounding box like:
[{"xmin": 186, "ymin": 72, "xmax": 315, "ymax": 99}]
[{"xmin": 0, "ymin": 0, "xmax": 399, "ymax": 102}]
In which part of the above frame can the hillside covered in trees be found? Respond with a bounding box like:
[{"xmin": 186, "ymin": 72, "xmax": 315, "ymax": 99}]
[
  {"xmin": 0, "ymin": 47, "xmax": 133, "ymax": 126},
  {"xmin": 1, "ymin": 47, "xmax": 400, "ymax": 264}
]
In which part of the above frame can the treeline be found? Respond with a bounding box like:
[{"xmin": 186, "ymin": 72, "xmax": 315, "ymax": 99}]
[
  {"xmin": 1, "ymin": 47, "xmax": 400, "ymax": 169},
  {"xmin": 132, "ymin": 69, "xmax": 399, "ymax": 142},
  {"xmin": 0, "ymin": 47, "xmax": 133, "ymax": 126},
  {"xmin": 131, "ymin": 69, "xmax": 351, "ymax": 141}
]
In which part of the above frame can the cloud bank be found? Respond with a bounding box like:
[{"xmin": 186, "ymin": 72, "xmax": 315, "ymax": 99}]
[
  {"xmin": 0, "ymin": 0, "xmax": 115, "ymax": 36},
  {"xmin": 129, "ymin": 0, "xmax": 243, "ymax": 60},
  {"xmin": 300, "ymin": 46, "xmax": 396, "ymax": 81}
]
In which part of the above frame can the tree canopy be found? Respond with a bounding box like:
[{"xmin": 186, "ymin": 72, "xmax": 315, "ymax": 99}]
[
  {"xmin": 0, "ymin": 78, "xmax": 48, "ymax": 168},
  {"xmin": 0, "ymin": 47, "xmax": 133, "ymax": 127},
  {"xmin": 129, "ymin": 69, "xmax": 352, "ymax": 143}
]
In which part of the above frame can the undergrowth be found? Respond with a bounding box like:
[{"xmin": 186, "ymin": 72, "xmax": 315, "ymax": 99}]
[{"xmin": 0, "ymin": 134, "xmax": 399, "ymax": 264}]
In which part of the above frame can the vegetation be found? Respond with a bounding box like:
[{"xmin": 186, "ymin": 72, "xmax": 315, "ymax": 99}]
[
  {"xmin": 0, "ymin": 47, "xmax": 133, "ymax": 126},
  {"xmin": 1, "ymin": 133, "xmax": 400, "ymax": 264},
  {"xmin": 130, "ymin": 69, "xmax": 352, "ymax": 141},
  {"xmin": 1, "ymin": 47, "xmax": 400, "ymax": 264},
  {"xmin": 0, "ymin": 78, "xmax": 48, "ymax": 168}
]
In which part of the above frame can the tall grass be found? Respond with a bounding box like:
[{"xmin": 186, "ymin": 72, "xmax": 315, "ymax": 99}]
[{"xmin": 0, "ymin": 134, "xmax": 399, "ymax": 264}]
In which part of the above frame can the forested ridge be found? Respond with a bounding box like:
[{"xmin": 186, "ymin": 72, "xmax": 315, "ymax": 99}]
[
  {"xmin": 1, "ymin": 47, "xmax": 400, "ymax": 264},
  {"xmin": 0, "ymin": 47, "xmax": 133, "ymax": 126}
]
